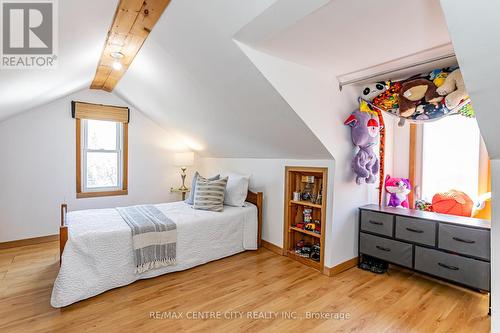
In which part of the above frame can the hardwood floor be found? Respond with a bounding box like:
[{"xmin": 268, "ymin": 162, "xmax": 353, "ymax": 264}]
[{"xmin": 0, "ymin": 241, "xmax": 490, "ymax": 333}]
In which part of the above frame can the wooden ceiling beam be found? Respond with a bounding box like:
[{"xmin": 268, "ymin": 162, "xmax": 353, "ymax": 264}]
[{"xmin": 91, "ymin": 0, "xmax": 171, "ymax": 92}]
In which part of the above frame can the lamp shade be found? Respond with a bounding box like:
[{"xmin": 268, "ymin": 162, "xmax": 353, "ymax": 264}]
[{"xmin": 173, "ymin": 152, "xmax": 194, "ymax": 167}]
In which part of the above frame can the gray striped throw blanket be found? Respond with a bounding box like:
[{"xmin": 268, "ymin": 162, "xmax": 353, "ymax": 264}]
[{"xmin": 117, "ymin": 205, "xmax": 177, "ymax": 274}]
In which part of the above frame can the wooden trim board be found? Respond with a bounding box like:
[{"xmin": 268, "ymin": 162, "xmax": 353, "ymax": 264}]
[
  {"xmin": 90, "ymin": 0, "xmax": 172, "ymax": 91},
  {"xmin": 76, "ymin": 189, "xmax": 128, "ymax": 199},
  {"xmin": 0, "ymin": 235, "xmax": 58, "ymax": 250},
  {"xmin": 260, "ymin": 239, "xmax": 357, "ymax": 278},
  {"xmin": 245, "ymin": 191, "xmax": 263, "ymax": 248},
  {"xmin": 261, "ymin": 240, "xmax": 283, "ymax": 255},
  {"xmin": 408, "ymin": 123, "xmax": 417, "ymax": 209},
  {"xmin": 76, "ymin": 118, "xmax": 82, "ymax": 195},
  {"xmin": 72, "ymin": 101, "xmax": 129, "ymax": 123},
  {"xmin": 123, "ymin": 123, "xmax": 129, "ymax": 192},
  {"xmin": 323, "ymin": 257, "xmax": 358, "ymax": 277}
]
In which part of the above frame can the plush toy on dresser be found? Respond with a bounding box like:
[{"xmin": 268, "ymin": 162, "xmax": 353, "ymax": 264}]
[{"xmin": 385, "ymin": 175, "xmax": 411, "ymax": 208}]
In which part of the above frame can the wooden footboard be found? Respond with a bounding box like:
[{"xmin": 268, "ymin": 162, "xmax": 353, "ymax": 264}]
[
  {"xmin": 60, "ymin": 204, "xmax": 68, "ymax": 264},
  {"xmin": 59, "ymin": 190, "xmax": 263, "ymax": 263}
]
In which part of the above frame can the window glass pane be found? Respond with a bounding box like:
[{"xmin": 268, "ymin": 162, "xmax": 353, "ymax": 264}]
[
  {"xmin": 86, "ymin": 152, "xmax": 118, "ymax": 188},
  {"xmin": 421, "ymin": 116, "xmax": 480, "ymax": 202},
  {"xmin": 87, "ymin": 119, "xmax": 117, "ymax": 150}
]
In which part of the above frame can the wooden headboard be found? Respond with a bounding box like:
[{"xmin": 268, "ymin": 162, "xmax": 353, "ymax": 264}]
[
  {"xmin": 246, "ymin": 190, "xmax": 263, "ymax": 248},
  {"xmin": 59, "ymin": 191, "xmax": 263, "ymax": 263}
]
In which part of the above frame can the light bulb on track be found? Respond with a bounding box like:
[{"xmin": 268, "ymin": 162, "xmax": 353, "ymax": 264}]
[
  {"xmin": 112, "ymin": 61, "xmax": 123, "ymax": 71},
  {"xmin": 110, "ymin": 51, "xmax": 124, "ymax": 71}
]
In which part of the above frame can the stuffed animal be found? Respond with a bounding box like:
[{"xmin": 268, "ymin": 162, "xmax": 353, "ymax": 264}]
[
  {"xmin": 459, "ymin": 102, "xmax": 475, "ymax": 118},
  {"xmin": 344, "ymin": 104, "xmax": 380, "ymax": 185},
  {"xmin": 436, "ymin": 69, "xmax": 468, "ymax": 110},
  {"xmin": 415, "ymin": 199, "xmax": 433, "ymax": 212},
  {"xmin": 385, "ymin": 175, "xmax": 411, "ymax": 208},
  {"xmin": 361, "ymin": 82, "xmax": 387, "ymax": 101},
  {"xmin": 472, "ymin": 192, "xmax": 491, "ymax": 220},
  {"xmin": 372, "ymin": 81, "xmax": 402, "ymax": 112},
  {"xmin": 432, "ymin": 190, "xmax": 473, "ymax": 217},
  {"xmin": 398, "ymin": 79, "xmax": 443, "ymax": 117},
  {"xmin": 429, "ymin": 69, "xmax": 448, "ymax": 87}
]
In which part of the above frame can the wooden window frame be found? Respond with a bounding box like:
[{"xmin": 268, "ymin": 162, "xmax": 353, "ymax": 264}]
[
  {"xmin": 408, "ymin": 124, "xmax": 418, "ymax": 209},
  {"xmin": 409, "ymin": 122, "xmax": 490, "ymax": 208},
  {"xmin": 74, "ymin": 102, "xmax": 128, "ymax": 199}
]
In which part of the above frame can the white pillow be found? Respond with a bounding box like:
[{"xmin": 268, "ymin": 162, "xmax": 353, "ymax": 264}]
[{"xmin": 224, "ymin": 173, "xmax": 250, "ymax": 207}]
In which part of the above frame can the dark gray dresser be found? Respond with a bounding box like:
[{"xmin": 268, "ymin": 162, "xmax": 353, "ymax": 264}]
[{"xmin": 358, "ymin": 204, "xmax": 491, "ymax": 292}]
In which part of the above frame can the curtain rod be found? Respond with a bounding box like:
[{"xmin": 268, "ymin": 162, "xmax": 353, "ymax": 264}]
[{"xmin": 338, "ymin": 53, "xmax": 456, "ymax": 91}]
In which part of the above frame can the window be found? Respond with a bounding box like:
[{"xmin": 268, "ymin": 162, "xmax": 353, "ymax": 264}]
[
  {"xmin": 73, "ymin": 101, "xmax": 128, "ymax": 198},
  {"xmin": 416, "ymin": 116, "xmax": 486, "ymax": 203},
  {"xmin": 83, "ymin": 119, "xmax": 123, "ymax": 191}
]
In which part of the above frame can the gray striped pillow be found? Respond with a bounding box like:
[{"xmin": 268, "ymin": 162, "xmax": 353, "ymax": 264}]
[{"xmin": 193, "ymin": 177, "xmax": 228, "ymax": 212}]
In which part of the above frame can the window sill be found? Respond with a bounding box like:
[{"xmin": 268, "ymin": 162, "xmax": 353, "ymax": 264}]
[{"xmin": 77, "ymin": 189, "xmax": 128, "ymax": 199}]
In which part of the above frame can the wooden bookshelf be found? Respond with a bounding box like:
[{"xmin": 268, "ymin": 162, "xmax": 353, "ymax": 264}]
[{"xmin": 283, "ymin": 166, "xmax": 327, "ymax": 271}]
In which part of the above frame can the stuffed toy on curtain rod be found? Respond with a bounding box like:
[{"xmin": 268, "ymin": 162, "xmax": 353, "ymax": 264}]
[
  {"xmin": 360, "ymin": 67, "xmax": 475, "ymax": 126},
  {"xmin": 343, "ymin": 66, "xmax": 476, "ymax": 195}
]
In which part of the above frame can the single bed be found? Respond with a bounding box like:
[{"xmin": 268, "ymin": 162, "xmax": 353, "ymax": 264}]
[{"xmin": 51, "ymin": 191, "xmax": 262, "ymax": 308}]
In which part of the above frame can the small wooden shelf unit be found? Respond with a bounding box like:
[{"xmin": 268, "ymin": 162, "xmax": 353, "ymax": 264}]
[{"xmin": 284, "ymin": 166, "xmax": 327, "ymax": 271}]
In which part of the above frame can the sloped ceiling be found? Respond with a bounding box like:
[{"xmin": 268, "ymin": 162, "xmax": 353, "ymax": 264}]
[
  {"xmin": 0, "ymin": 0, "xmax": 118, "ymax": 121},
  {"xmin": 439, "ymin": 0, "xmax": 500, "ymax": 159},
  {"xmin": 0, "ymin": 0, "xmax": 332, "ymax": 159},
  {"xmin": 248, "ymin": 0, "xmax": 452, "ymax": 77},
  {"xmin": 1, "ymin": 0, "xmax": 461, "ymax": 159},
  {"xmin": 114, "ymin": 0, "xmax": 331, "ymax": 158}
]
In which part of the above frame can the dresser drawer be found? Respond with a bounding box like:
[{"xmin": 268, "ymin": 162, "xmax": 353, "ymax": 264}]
[
  {"xmin": 438, "ymin": 224, "xmax": 490, "ymax": 260},
  {"xmin": 395, "ymin": 217, "xmax": 436, "ymax": 246},
  {"xmin": 414, "ymin": 246, "xmax": 490, "ymax": 291},
  {"xmin": 360, "ymin": 232, "xmax": 412, "ymax": 268},
  {"xmin": 360, "ymin": 210, "xmax": 394, "ymax": 237}
]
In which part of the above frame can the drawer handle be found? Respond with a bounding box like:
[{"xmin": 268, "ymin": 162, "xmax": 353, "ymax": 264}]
[
  {"xmin": 406, "ymin": 227, "xmax": 423, "ymax": 233},
  {"xmin": 369, "ymin": 220, "xmax": 384, "ymax": 226},
  {"xmin": 452, "ymin": 237, "xmax": 475, "ymax": 244},
  {"xmin": 375, "ymin": 245, "xmax": 391, "ymax": 252},
  {"xmin": 438, "ymin": 262, "xmax": 459, "ymax": 271}
]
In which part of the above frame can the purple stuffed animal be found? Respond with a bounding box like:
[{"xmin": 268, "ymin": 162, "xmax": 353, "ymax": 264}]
[{"xmin": 344, "ymin": 109, "xmax": 380, "ymax": 184}]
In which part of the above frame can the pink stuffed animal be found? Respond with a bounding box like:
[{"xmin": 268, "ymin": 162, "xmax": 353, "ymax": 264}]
[{"xmin": 385, "ymin": 175, "xmax": 411, "ymax": 208}]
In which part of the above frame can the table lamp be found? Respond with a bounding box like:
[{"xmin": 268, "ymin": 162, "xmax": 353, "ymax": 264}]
[{"xmin": 173, "ymin": 152, "xmax": 194, "ymax": 190}]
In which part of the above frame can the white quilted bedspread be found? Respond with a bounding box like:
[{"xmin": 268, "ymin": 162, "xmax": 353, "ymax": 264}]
[{"xmin": 51, "ymin": 201, "xmax": 257, "ymax": 307}]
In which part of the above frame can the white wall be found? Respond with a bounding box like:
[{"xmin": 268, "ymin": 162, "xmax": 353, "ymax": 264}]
[
  {"xmin": 253, "ymin": 0, "xmax": 451, "ymax": 75},
  {"xmin": 0, "ymin": 0, "xmax": 118, "ymax": 121},
  {"xmin": 0, "ymin": 89, "xmax": 195, "ymax": 242},
  {"xmin": 199, "ymin": 158, "xmax": 335, "ymax": 263},
  {"xmin": 114, "ymin": 0, "xmax": 331, "ymax": 159},
  {"xmin": 235, "ymin": 44, "xmax": 387, "ymax": 267},
  {"xmin": 392, "ymin": 121, "xmax": 411, "ymax": 179},
  {"xmin": 438, "ymin": 2, "xmax": 500, "ymax": 328}
]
